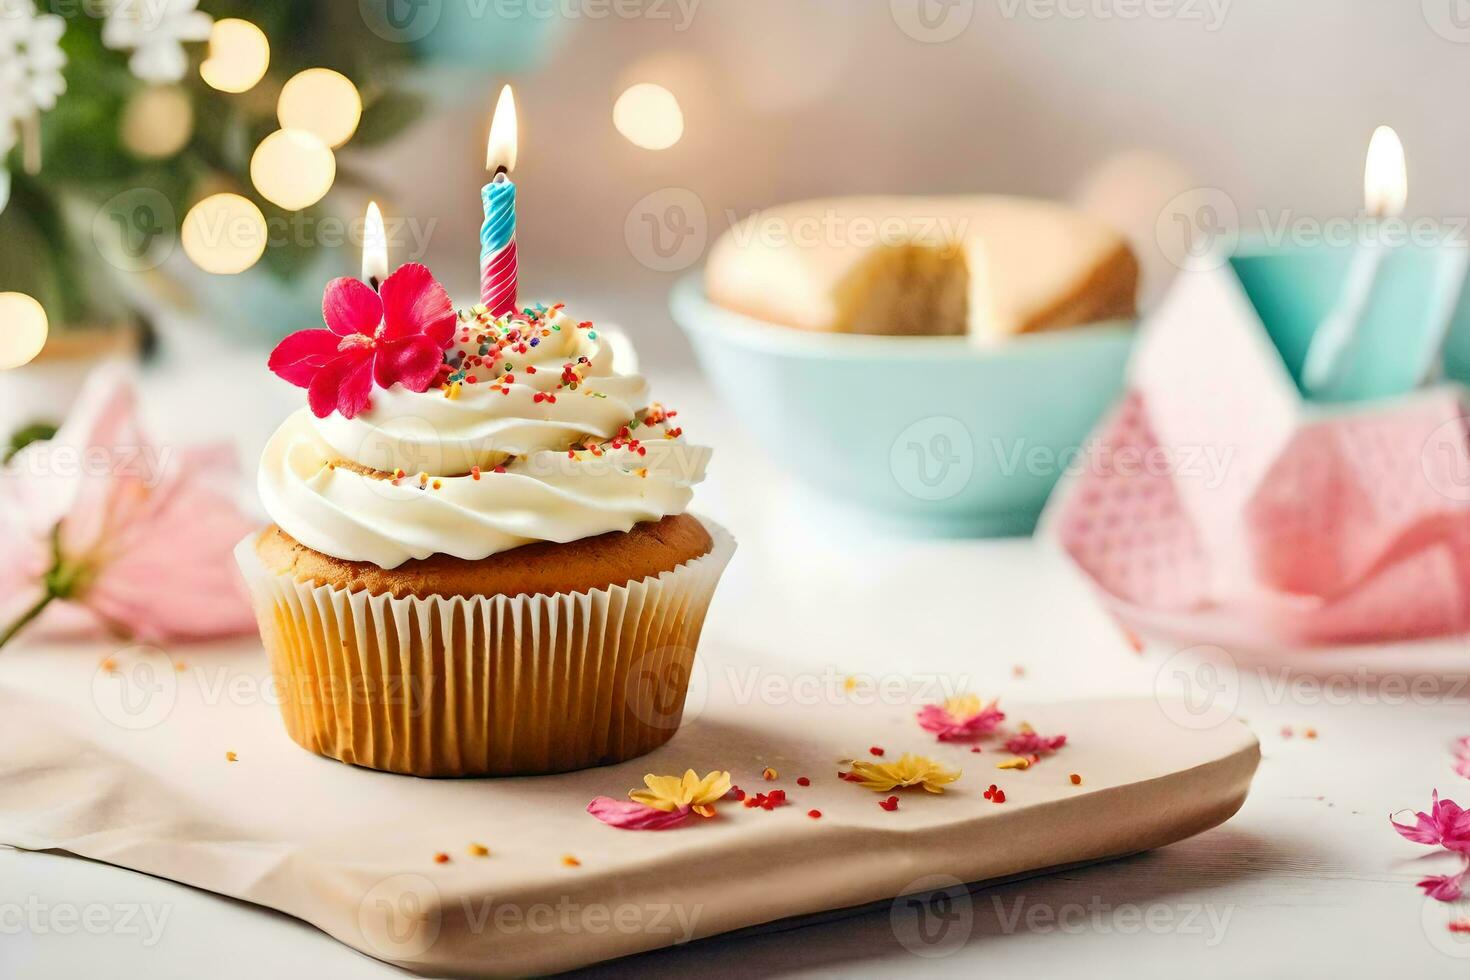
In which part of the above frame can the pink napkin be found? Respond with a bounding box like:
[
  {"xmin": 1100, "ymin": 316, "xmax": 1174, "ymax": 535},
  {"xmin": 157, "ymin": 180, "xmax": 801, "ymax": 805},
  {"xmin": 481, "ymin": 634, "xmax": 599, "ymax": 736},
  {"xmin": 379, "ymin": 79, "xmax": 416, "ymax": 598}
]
[
  {"xmin": 1051, "ymin": 267, "xmax": 1470, "ymax": 647},
  {"xmin": 1055, "ymin": 389, "xmax": 1470, "ymax": 646}
]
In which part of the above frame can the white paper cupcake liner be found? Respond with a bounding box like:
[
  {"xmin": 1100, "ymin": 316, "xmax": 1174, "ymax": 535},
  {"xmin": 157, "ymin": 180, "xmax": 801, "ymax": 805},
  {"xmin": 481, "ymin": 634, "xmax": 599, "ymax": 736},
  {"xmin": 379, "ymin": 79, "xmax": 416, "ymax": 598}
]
[{"xmin": 234, "ymin": 518, "xmax": 734, "ymax": 777}]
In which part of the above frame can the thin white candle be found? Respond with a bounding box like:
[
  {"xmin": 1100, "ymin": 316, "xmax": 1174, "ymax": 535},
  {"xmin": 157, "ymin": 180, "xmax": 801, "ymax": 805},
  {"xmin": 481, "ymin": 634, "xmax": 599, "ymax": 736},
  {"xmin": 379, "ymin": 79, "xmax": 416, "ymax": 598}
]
[
  {"xmin": 362, "ymin": 200, "xmax": 389, "ymax": 289},
  {"xmin": 1301, "ymin": 125, "xmax": 1407, "ymax": 397}
]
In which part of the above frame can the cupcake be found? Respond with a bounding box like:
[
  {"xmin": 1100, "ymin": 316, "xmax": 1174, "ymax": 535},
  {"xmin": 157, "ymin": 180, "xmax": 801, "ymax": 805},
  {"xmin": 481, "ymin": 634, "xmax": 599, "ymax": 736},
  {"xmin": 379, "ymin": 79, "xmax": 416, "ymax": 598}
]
[{"xmin": 236, "ymin": 264, "xmax": 732, "ymax": 777}]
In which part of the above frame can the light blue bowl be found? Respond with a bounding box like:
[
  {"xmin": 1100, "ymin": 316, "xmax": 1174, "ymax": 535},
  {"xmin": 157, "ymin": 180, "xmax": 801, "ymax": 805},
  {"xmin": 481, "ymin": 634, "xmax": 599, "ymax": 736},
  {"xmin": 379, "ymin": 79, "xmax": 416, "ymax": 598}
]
[{"xmin": 670, "ymin": 275, "xmax": 1137, "ymax": 537}]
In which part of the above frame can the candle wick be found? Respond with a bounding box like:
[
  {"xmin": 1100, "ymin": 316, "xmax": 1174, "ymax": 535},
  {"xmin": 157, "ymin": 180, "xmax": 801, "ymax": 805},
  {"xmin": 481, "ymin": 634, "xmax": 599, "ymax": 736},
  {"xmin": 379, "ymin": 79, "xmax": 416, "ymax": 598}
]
[
  {"xmin": 369, "ymin": 276, "xmax": 381, "ymax": 292},
  {"xmin": 493, "ymin": 167, "xmax": 510, "ymax": 183}
]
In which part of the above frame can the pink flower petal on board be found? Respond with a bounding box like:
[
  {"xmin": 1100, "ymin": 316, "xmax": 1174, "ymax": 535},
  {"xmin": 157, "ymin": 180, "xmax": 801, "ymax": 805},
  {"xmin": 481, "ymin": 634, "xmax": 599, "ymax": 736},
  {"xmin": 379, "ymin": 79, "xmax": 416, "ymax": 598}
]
[
  {"xmin": 379, "ymin": 263, "xmax": 456, "ymax": 345},
  {"xmin": 916, "ymin": 701, "xmax": 1006, "ymax": 742},
  {"xmin": 268, "ymin": 329, "xmax": 342, "ymax": 388},
  {"xmin": 586, "ymin": 797, "xmax": 695, "ymax": 830},
  {"xmin": 322, "ymin": 276, "xmax": 382, "ymax": 337},
  {"xmin": 1005, "ymin": 731, "xmax": 1068, "ymax": 756}
]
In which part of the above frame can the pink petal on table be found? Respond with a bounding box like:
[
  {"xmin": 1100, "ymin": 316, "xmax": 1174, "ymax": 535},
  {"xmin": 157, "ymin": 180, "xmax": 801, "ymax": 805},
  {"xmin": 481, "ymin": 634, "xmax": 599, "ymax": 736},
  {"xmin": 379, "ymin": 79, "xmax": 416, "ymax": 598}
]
[
  {"xmin": 380, "ymin": 263, "xmax": 456, "ymax": 345},
  {"xmin": 1456, "ymin": 756, "xmax": 1470, "ymax": 780},
  {"xmin": 268, "ymin": 329, "xmax": 342, "ymax": 388},
  {"xmin": 374, "ymin": 336, "xmax": 445, "ymax": 393},
  {"xmin": 586, "ymin": 798, "xmax": 694, "ymax": 830},
  {"xmin": 1393, "ymin": 810, "xmax": 1448, "ymax": 846},
  {"xmin": 322, "ymin": 277, "xmax": 382, "ymax": 337},
  {"xmin": 1419, "ymin": 871, "xmax": 1467, "ymax": 903},
  {"xmin": 1392, "ymin": 791, "xmax": 1470, "ymax": 851}
]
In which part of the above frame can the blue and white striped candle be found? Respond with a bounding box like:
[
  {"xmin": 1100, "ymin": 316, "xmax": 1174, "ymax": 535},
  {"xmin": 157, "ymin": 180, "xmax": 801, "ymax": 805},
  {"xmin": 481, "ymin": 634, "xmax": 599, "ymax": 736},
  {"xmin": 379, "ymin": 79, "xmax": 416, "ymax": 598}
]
[{"xmin": 480, "ymin": 85, "xmax": 519, "ymax": 318}]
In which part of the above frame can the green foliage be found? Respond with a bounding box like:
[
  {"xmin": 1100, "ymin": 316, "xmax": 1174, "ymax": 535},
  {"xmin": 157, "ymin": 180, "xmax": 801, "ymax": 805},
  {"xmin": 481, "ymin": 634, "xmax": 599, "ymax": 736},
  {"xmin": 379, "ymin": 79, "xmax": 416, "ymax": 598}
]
[
  {"xmin": 1, "ymin": 0, "xmax": 431, "ymax": 326},
  {"xmin": 4, "ymin": 422, "xmax": 59, "ymax": 464}
]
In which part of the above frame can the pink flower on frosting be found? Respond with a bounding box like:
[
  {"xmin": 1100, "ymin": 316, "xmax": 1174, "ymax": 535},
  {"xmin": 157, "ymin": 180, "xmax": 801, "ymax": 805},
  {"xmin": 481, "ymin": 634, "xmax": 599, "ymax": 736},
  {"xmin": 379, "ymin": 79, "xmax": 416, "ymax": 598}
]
[
  {"xmin": 0, "ymin": 368, "xmax": 255, "ymax": 650},
  {"xmin": 1004, "ymin": 725, "xmax": 1068, "ymax": 756},
  {"xmin": 268, "ymin": 264, "xmax": 455, "ymax": 419},
  {"xmin": 1391, "ymin": 791, "xmax": 1470, "ymax": 853},
  {"xmin": 917, "ymin": 694, "xmax": 1005, "ymax": 742}
]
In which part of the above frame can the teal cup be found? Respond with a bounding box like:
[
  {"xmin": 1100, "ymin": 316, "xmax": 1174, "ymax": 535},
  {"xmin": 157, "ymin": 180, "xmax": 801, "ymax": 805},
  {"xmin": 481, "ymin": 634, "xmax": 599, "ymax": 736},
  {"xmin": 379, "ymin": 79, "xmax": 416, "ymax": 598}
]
[
  {"xmin": 1227, "ymin": 239, "xmax": 1470, "ymax": 401},
  {"xmin": 671, "ymin": 275, "xmax": 1137, "ymax": 537}
]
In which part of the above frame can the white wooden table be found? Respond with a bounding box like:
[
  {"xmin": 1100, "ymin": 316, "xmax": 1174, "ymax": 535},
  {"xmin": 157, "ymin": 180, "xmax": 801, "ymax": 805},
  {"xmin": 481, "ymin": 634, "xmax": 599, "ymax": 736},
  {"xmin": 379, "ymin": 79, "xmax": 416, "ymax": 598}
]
[{"xmin": 4, "ymin": 361, "xmax": 1469, "ymax": 978}]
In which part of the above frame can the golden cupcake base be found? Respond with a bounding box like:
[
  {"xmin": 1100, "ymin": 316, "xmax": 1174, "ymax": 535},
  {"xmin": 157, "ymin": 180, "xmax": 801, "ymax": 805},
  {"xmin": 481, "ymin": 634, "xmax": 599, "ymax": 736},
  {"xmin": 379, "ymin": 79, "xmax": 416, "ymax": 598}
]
[{"xmin": 235, "ymin": 519, "xmax": 734, "ymax": 777}]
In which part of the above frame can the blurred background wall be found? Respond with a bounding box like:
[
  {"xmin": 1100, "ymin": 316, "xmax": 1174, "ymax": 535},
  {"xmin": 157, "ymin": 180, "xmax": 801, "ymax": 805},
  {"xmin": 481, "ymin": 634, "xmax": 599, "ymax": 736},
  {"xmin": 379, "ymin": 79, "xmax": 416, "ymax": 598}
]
[{"xmin": 362, "ymin": 0, "xmax": 1470, "ymax": 369}]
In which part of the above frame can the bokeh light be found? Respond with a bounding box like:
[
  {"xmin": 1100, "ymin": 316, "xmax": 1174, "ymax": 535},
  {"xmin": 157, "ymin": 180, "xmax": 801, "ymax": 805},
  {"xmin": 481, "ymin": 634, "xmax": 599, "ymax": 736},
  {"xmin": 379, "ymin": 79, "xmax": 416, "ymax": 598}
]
[
  {"xmin": 613, "ymin": 83, "xmax": 684, "ymax": 151},
  {"xmin": 250, "ymin": 130, "xmax": 336, "ymax": 210},
  {"xmin": 182, "ymin": 194, "xmax": 268, "ymax": 275},
  {"xmin": 278, "ymin": 69, "xmax": 362, "ymax": 149},
  {"xmin": 120, "ymin": 85, "xmax": 194, "ymax": 159},
  {"xmin": 0, "ymin": 293, "xmax": 49, "ymax": 370},
  {"xmin": 199, "ymin": 19, "xmax": 271, "ymax": 94}
]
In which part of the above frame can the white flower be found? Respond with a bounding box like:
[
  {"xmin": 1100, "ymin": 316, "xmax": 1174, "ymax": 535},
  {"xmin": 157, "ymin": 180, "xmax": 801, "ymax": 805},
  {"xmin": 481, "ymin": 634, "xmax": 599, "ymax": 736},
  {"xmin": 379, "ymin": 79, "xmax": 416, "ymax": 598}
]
[
  {"xmin": 103, "ymin": 0, "xmax": 211, "ymax": 84},
  {"xmin": 0, "ymin": 0, "xmax": 67, "ymax": 158}
]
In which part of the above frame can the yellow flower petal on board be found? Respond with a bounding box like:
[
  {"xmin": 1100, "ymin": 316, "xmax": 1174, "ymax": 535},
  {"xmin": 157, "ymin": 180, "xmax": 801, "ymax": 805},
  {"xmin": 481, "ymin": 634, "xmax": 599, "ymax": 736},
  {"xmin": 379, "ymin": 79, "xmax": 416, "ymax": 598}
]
[
  {"xmin": 629, "ymin": 770, "xmax": 732, "ymax": 810},
  {"xmin": 689, "ymin": 770, "xmax": 732, "ymax": 805},
  {"xmin": 843, "ymin": 754, "xmax": 961, "ymax": 794},
  {"xmin": 630, "ymin": 774, "xmax": 687, "ymax": 811}
]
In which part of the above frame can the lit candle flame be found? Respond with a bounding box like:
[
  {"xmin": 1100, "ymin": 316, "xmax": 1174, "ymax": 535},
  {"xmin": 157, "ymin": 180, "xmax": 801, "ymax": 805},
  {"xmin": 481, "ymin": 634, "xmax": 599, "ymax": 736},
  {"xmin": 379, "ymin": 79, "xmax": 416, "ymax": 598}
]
[
  {"xmin": 1364, "ymin": 125, "xmax": 1406, "ymax": 220},
  {"xmin": 363, "ymin": 201, "xmax": 388, "ymax": 286},
  {"xmin": 486, "ymin": 85, "xmax": 518, "ymax": 177}
]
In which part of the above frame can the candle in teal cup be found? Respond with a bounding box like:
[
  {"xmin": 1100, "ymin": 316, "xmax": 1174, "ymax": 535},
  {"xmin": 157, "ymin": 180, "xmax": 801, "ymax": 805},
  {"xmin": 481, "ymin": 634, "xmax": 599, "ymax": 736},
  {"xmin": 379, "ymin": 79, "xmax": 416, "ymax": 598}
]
[
  {"xmin": 1300, "ymin": 126, "xmax": 1414, "ymax": 401},
  {"xmin": 1226, "ymin": 232, "xmax": 1469, "ymax": 403}
]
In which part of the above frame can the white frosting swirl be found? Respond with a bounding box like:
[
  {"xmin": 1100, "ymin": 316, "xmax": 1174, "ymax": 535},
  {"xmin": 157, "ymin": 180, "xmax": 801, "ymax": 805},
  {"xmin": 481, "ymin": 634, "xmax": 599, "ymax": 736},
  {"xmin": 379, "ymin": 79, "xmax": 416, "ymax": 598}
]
[{"xmin": 259, "ymin": 308, "xmax": 709, "ymax": 569}]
